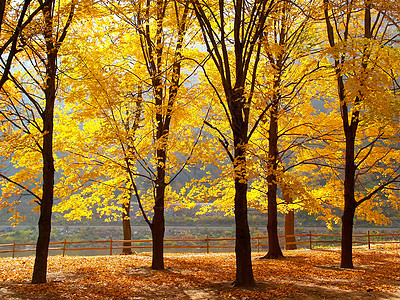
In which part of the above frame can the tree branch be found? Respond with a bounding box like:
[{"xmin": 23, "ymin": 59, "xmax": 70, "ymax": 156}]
[
  {"xmin": 204, "ymin": 120, "xmax": 234, "ymax": 163},
  {"xmin": 0, "ymin": 173, "xmax": 42, "ymax": 204}
]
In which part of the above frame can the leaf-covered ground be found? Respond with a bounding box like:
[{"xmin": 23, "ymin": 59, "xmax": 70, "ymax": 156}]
[{"xmin": 0, "ymin": 246, "xmax": 399, "ymax": 299}]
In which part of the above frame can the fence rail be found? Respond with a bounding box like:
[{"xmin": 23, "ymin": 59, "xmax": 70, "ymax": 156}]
[{"xmin": 0, "ymin": 230, "xmax": 399, "ymax": 258}]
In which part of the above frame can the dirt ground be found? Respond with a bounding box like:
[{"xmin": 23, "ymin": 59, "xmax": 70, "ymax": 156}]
[{"xmin": 0, "ymin": 246, "xmax": 399, "ymax": 299}]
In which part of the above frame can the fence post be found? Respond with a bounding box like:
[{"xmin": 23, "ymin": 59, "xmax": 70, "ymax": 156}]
[
  {"xmin": 206, "ymin": 236, "xmax": 209, "ymax": 254},
  {"xmin": 257, "ymin": 233, "xmax": 260, "ymax": 253},
  {"xmin": 12, "ymin": 241, "xmax": 16, "ymax": 258},
  {"xmin": 63, "ymin": 239, "xmax": 67, "ymax": 257},
  {"xmin": 368, "ymin": 230, "xmax": 371, "ymax": 250},
  {"xmin": 309, "ymin": 231, "xmax": 312, "ymax": 250},
  {"xmin": 110, "ymin": 237, "xmax": 113, "ymax": 255}
]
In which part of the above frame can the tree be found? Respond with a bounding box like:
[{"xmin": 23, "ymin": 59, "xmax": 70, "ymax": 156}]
[
  {"xmin": 0, "ymin": 0, "xmax": 75, "ymax": 283},
  {"xmin": 54, "ymin": 0, "xmax": 204, "ymax": 269},
  {"xmin": 192, "ymin": 0, "xmax": 275, "ymax": 286},
  {"xmin": 58, "ymin": 87, "xmax": 144, "ymax": 255},
  {"xmin": 133, "ymin": 0, "xmax": 191, "ymax": 269},
  {"xmin": 50, "ymin": 5, "xmax": 147, "ymax": 255},
  {"xmin": 247, "ymin": 0, "xmax": 323, "ymax": 257},
  {"xmin": 323, "ymin": 0, "xmax": 400, "ymax": 268}
]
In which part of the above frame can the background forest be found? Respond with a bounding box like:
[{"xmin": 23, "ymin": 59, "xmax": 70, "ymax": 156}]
[{"xmin": 1, "ymin": 0, "xmax": 400, "ymax": 286}]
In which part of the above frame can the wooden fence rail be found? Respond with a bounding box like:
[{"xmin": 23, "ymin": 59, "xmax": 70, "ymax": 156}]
[{"xmin": 0, "ymin": 230, "xmax": 399, "ymax": 258}]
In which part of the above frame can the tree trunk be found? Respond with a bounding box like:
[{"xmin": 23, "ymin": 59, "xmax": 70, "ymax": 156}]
[
  {"xmin": 230, "ymin": 90, "xmax": 255, "ymax": 287},
  {"xmin": 341, "ymin": 127, "xmax": 357, "ymax": 268},
  {"xmin": 31, "ymin": 132, "xmax": 54, "ymax": 283},
  {"xmin": 324, "ymin": 0, "xmax": 361, "ymax": 270},
  {"xmin": 339, "ymin": 3, "xmax": 371, "ymax": 269},
  {"xmin": 233, "ymin": 164, "xmax": 254, "ymax": 286},
  {"xmin": 31, "ymin": 3, "xmax": 56, "ymax": 283},
  {"xmin": 233, "ymin": 145, "xmax": 255, "ymax": 287},
  {"xmin": 151, "ymin": 148, "xmax": 166, "ymax": 270},
  {"xmin": 29, "ymin": 0, "xmax": 74, "ymax": 283},
  {"xmin": 283, "ymin": 185, "xmax": 296, "ymax": 250},
  {"xmin": 31, "ymin": 0, "xmax": 56, "ymax": 283},
  {"xmin": 265, "ymin": 195, "xmax": 283, "ymax": 258},
  {"xmin": 192, "ymin": 0, "xmax": 269, "ymax": 287},
  {"xmin": 122, "ymin": 200, "xmax": 132, "ymax": 255},
  {"xmin": 151, "ymin": 211, "xmax": 165, "ymax": 269},
  {"xmin": 284, "ymin": 210, "xmax": 296, "ymax": 250},
  {"xmin": 341, "ymin": 202, "xmax": 355, "ymax": 268},
  {"xmin": 264, "ymin": 104, "xmax": 283, "ymax": 259}
]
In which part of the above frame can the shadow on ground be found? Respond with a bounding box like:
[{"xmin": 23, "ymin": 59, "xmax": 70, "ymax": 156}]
[{"xmin": 0, "ymin": 249, "xmax": 399, "ymax": 299}]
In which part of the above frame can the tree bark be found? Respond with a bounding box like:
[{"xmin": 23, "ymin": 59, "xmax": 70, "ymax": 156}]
[
  {"xmin": 151, "ymin": 149, "xmax": 166, "ymax": 270},
  {"xmin": 31, "ymin": 126, "xmax": 54, "ymax": 283},
  {"xmin": 284, "ymin": 210, "xmax": 296, "ymax": 250},
  {"xmin": 341, "ymin": 125, "xmax": 357, "ymax": 268},
  {"xmin": 264, "ymin": 104, "xmax": 283, "ymax": 259},
  {"xmin": 283, "ymin": 185, "xmax": 296, "ymax": 250},
  {"xmin": 230, "ymin": 90, "xmax": 255, "ymax": 286},
  {"xmin": 151, "ymin": 213, "xmax": 165, "ymax": 269},
  {"xmin": 121, "ymin": 200, "xmax": 132, "ymax": 255},
  {"xmin": 233, "ymin": 142, "xmax": 254, "ymax": 286},
  {"xmin": 234, "ymin": 179, "xmax": 254, "ymax": 286},
  {"xmin": 341, "ymin": 201, "xmax": 356, "ymax": 268}
]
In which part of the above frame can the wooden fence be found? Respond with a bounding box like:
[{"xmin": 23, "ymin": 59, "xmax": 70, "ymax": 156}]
[{"xmin": 0, "ymin": 230, "xmax": 399, "ymax": 258}]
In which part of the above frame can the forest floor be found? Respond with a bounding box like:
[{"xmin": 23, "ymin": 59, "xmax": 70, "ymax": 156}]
[{"xmin": 0, "ymin": 245, "xmax": 399, "ymax": 299}]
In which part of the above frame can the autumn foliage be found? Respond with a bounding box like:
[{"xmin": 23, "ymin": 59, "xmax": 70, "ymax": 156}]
[{"xmin": 1, "ymin": 0, "xmax": 400, "ymax": 287}]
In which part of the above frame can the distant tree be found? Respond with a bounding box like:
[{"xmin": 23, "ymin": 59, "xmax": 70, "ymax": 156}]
[
  {"xmin": 247, "ymin": 0, "xmax": 323, "ymax": 256},
  {"xmin": 260, "ymin": 0, "xmax": 318, "ymax": 258}
]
